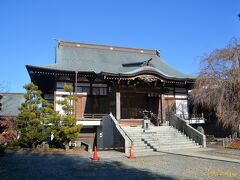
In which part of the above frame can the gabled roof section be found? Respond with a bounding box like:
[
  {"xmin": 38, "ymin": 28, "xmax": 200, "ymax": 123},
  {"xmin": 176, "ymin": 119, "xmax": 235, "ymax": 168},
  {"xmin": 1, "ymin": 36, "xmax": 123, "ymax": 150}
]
[
  {"xmin": 26, "ymin": 40, "xmax": 195, "ymax": 80},
  {"xmin": 122, "ymin": 58, "xmax": 153, "ymax": 67},
  {"xmin": 0, "ymin": 93, "xmax": 24, "ymax": 117}
]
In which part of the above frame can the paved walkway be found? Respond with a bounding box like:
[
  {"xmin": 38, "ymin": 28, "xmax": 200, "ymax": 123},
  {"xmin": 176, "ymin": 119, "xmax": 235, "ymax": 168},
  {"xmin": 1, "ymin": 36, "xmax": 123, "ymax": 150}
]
[
  {"xmin": 1, "ymin": 146, "xmax": 240, "ymax": 179},
  {"xmin": 160, "ymin": 148, "xmax": 240, "ymax": 163},
  {"xmin": 1, "ymin": 149, "xmax": 240, "ymax": 179},
  {"xmin": 97, "ymin": 147, "xmax": 240, "ymax": 163}
]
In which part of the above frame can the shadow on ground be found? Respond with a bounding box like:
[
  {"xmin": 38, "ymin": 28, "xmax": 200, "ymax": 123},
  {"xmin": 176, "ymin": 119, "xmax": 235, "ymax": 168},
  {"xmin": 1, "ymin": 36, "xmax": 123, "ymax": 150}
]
[{"xmin": 0, "ymin": 151, "xmax": 174, "ymax": 180}]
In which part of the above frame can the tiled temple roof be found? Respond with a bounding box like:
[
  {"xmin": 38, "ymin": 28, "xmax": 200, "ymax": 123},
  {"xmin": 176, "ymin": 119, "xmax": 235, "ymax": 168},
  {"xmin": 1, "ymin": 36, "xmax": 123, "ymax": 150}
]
[
  {"xmin": 0, "ymin": 93, "xmax": 24, "ymax": 117},
  {"xmin": 26, "ymin": 40, "xmax": 195, "ymax": 80}
]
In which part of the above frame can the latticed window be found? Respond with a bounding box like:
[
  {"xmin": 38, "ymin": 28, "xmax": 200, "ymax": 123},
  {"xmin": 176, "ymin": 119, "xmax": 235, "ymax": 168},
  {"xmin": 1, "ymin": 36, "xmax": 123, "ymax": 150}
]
[
  {"xmin": 44, "ymin": 94, "xmax": 54, "ymax": 104},
  {"xmin": 77, "ymin": 83, "xmax": 90, "ymax": 94},
  {"xmin": 56, "ymin": 82, "xmax": 73, "ymax": 92},
  {"xmin": 92, "ymin": 84, "xmax": 107, "ymax": 95}
]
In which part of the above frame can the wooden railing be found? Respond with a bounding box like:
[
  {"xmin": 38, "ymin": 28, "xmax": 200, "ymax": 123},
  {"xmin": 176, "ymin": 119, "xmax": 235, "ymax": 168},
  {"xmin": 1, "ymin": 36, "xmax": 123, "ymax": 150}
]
[{"xmin": 83, "ymin": 114, "xmax": 108, "ymax": 119}]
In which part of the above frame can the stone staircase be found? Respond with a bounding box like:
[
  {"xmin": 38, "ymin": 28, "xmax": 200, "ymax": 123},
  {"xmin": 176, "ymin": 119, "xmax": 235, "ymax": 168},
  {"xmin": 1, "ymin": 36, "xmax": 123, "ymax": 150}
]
[{"xmin": 122, "ymin": 125, "xmax": 201, "ymax": 156}]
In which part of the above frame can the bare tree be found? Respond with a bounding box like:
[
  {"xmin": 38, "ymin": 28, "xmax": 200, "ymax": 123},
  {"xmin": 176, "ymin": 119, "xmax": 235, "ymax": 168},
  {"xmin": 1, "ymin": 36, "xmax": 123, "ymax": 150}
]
[
  {"xmin": 192, "ymin": 39, "xmax": 240, "ymax": 132},
  {"xmin": 0, "ymin": 82, "xmax": 13, "ymax": 146}
]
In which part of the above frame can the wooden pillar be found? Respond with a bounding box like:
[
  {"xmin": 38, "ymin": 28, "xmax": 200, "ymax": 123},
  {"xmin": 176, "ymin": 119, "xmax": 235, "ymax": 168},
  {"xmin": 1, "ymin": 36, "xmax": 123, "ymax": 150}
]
[
  {"xmin": 74, "ymin": 72, "xmax": 78, "ymax": 117},
  {"xmin": 54, "ymin": 91, "xmax": 56, "ymax": 111},
  {"xmin": 116, "ymin": 92, "xmax": 121, "ymax": 120},
  {"xmin": 74, "ymin": 71, "xmax": 78, "ymax": 92},
  {"xmin": 157, "ymin": 94, "xmax": 162, "ymax": 126},
  {"xmin": 161, "ymin": 94, "xmax": 166, "ymax": 124}
]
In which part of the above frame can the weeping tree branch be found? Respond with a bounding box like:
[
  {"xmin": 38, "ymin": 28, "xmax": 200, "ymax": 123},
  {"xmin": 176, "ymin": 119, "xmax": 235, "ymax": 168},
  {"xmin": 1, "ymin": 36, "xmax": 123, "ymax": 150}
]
[{"xmin": 192, "ymin": 38, "xmax": 240, "ymax": 132}]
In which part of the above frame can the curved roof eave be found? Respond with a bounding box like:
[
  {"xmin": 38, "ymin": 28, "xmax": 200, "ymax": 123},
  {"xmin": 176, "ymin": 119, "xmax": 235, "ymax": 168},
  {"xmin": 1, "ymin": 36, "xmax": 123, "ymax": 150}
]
[
  {"xmin": 101, "ymin": 66, "xmax": 196, "ymax": 81},
  {"xmin": 26, "ymin": 65, "xmax": 195, "ymax": 82},
  {"xmin": 25, "ymin": 65, "xmax": 96, "ymax": 74},
  {"xmin": 101, "ymin": 71, "xmax": 195, "ymax": 81}
]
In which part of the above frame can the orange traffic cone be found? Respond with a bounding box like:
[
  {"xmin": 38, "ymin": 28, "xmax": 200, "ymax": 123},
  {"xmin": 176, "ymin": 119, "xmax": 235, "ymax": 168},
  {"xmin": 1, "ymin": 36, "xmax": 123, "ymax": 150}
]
[
  {"xmin": 128, "ymin": 146, "xmax": 136, "ymax": 159},
  {"xmin": 92, "ymin": 146, "xmax": 99, "ymax": 161}
]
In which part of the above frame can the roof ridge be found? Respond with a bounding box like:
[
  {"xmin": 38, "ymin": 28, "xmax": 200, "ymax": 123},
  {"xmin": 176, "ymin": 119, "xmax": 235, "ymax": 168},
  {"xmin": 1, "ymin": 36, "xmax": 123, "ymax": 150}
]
[
  {"xmin": 0, "ymin": 93, "xmax": 24, "ymax": 95},
  {"xmin": 58, "ymin": 40, "xmax": 160, "ymax": 56}
]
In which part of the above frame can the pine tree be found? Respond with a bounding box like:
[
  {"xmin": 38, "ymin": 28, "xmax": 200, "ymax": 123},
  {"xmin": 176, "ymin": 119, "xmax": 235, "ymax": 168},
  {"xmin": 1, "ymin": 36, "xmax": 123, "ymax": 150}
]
[
  {"xmin": 18, "ymin": 83, "xmax": 53, "ymax": 148},
  {"xmin": 48, "ymin": 85, "xmax": 82, "ymax": 149}
]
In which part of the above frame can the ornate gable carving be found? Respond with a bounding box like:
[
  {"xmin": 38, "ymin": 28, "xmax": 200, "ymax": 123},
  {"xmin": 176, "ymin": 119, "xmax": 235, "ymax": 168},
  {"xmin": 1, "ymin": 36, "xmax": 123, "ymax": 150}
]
[{"xmin": 136, "ymin": 75, "xmax": 160, "ymax": 82}]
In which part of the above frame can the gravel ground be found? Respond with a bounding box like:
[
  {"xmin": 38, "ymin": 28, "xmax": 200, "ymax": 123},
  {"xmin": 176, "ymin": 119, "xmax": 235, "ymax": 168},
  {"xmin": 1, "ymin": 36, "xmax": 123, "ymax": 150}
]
[
  {"xmin": 0, "ymin": 151, "xmax": 240, "ymax": 180},
  {"xmin": 204, "ymin": 143, "xmax": 240, "ymax": 160}
]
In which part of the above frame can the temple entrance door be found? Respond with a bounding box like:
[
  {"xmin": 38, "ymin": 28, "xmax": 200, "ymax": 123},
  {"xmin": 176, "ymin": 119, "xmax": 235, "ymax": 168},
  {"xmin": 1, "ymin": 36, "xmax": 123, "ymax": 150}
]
[
  {"xmin": 121, "ymin": 92, "xmax": 148, "ymax": 119},
  {"xmin": 74, "ymin": 94, "xmax": 87, "ymax": 119},
  {"xmin": 165, "ymin": 98, "xmax": 176, "ymax": 121},
  {"xmin": 147, "ymin": 95, "xmax": 159, "ymax": 116}
]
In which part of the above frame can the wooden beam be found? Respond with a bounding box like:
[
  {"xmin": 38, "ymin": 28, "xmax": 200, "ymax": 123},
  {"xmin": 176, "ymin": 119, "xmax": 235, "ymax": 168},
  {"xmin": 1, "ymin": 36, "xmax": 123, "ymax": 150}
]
[{"xmin": 111, "ymin": 87, "xmax": 163, "ymax": 93}]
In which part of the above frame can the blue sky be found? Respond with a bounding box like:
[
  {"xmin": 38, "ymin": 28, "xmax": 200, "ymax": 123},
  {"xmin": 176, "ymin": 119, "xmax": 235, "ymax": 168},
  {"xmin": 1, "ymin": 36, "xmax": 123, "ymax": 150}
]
[{"xmin": 0, "ymin": 0, "xmax": 239, "ymax": 92}]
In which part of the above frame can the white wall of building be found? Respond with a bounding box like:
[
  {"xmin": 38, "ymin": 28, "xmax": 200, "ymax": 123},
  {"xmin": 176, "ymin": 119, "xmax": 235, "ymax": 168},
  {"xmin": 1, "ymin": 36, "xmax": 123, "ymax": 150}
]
[
  {"xmin": 55, "ymin": 91, "xmax": 87, "ymax": 115},
  {"xmin": 175, "ymin": 95, "xmax": 189, "ymax": 119}
]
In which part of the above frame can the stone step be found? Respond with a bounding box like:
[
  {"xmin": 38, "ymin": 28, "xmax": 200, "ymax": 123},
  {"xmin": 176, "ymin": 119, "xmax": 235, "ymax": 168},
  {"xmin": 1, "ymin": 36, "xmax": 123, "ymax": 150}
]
[
  {"xmin": 143, "ymin": 136, "xmax": 190, "ymax": 141},
  {"xmin": 133, "ymin": 146, "xmax": 152, "ymax": 150},
  {"xmin": 132, "ymin": 140, "xmax": 196, "ymax": 148},
  {"xmin": 125, "ymin": 131, "xmax": 179, "ymax": 135},
  {"xmin": 126, "ymin": 132, "xmax": 178, "ymax": 135},
  {"xmin": 123, "ymin": 130, "xmax": 174, "ymax": 133},
  {"xmin": 128, "ymin": 133, "xmax": 186, "ymax": 137},
  {"xmin": 130, "ymin": 135, "xmax": 190, "ymax": 140},
  {"xmin": 123, "ymin": 127, "xmax": 175, "ymax": 130},
  {"xmin": 130, "ymin": 136, "xmax": 189, "ymax": 140},
  {"xmin": 132, "ymin": 143, "xmax": 148, "ymax": 147},
  {"xmin": 139, "ymin": 143, "xmax": 196, "ymax": 148},
  {"xmin": 123, "ymin": 127, "xmax": 173, "ymax": 129},
  {"xmin": 132, "ymin": 148, "xmax": 155, "ymax": 153},
  {"xmin": 123, "ymin": 126, "xmax": 173, "ymax": 129},
  {"xmin": 145, "ymin": 142, "xmax": 197, "ymax": 148},
  {"xmin": 155, "ymin": 143, "xmax": 199, "ymax": 148},
  {"xmin": 121, "ymin": 125, "xmax": 200, "ymax": 152},
  {"xmin": 133, "ymin": 145, "xmax": 201, "ymax": 153},
  {"xmin": 142, "ymin": 139, "xmax": 195, "ymax": 144},
  {"xmin": 131, "ymin": 136, "xmax": 191, "ymax": 141},
  {"xmin": 123, "ymin": 128, "xmax": 174, "ymax": 132},
  {"xmin": 156, "ymin": 146, "xmax": 201, "ymax": 151},
  {"xmin": 131, "ymin": 138, "xmax": 190, "ymax": 143},
  {"xmin": 132, "ymin": 145, "xmax": 148, "ymax": 149},
  {"xmin": 130, "ymin": 134, "xmax": 185, "ymax": 137},
  {"xmin": 132, "ymin": 142, "xmax": 147, "ymax": 146}
]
